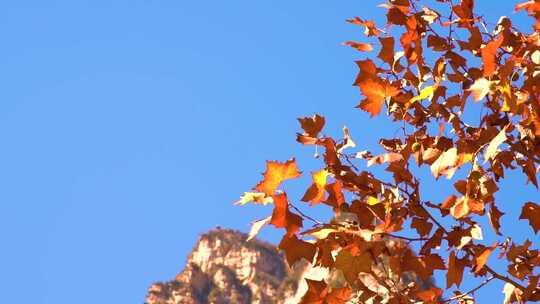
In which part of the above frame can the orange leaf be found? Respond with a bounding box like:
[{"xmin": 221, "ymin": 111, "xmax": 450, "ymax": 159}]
[
  {"xmin": 357, "ymin": 78, "xmax": 400, "ymax": 117},
  {"xmin": 301, "ymin": 169, "xmax": 330, "ymax": 205},
  {"xmin": 334, "ymin": 249, "xmax": 372, "ymax": 284},
  {"xmin": 441, "ymin": 194, "xmax": 458, "ymax": 210},
  {"xmin": 255, "ymin": 159, "xmax": 301, "ymax": 195},
  {"xmin": 481, "ymin": 35, "xmax": 504, "ymax": 77},
  {"xmin": 324, "ymin": 181, "xmax": 345, "ymax": 209},
  {"xmin": 450, "ymin": 197, "xmax": 484, "ymax": 219},
  {"xmin": 278, "ymin": 234, "xmax": 316, "ymax": 267},
  {"xmin": 354, "ymin": 59, "xmax": 400, "ymax": 117},
  {"xmin": 421, "ymin": 228, "xmax": 444, "ymax": 255},
  {"xmin": 411, "ymin": 217, "xmax": 433, "ymax": 237},
  {"xmin": 299, "ymin": 279, "xmax": 351, "ymax": 304},
  {"xmin": 270, "ymin": 193, "xmax": 303, "ymax": 235},
  {"xmin": 367, "ymin": 152, "xmax": 403, "ymax": 166},
  {"xmin": 450, "ymin": 197, "xmax": 469, "ymax": 219},
  {"xmin": 298, "ymin": 114, "xmax": 325, "ymax": 138},
  {"xmin": 416, "ymin": 287, "xmax": 443, "ymax": 303},
  {"xmin": 343, "ymin": 41, "xmax": 373, "ymax": 52},
  {"xmin": 474, "ymin": 242, "xmax": 498, "ymax": 273},
  {"xmin": 300, "ymin": 279, "xmax": 327, "ymax": 304},
  {"xmin": 326, "ymin": 287, "xmax": 352, "ymax": 304},
  {"xmin": 387, "ymin": 6, "xmax": 408, "ymax": 25},
  {"xmin": 354, "ymin": 59, "xmax": 377, "ymax": 81},
  {"xmin": 488, "ymin": 202, "xmax": 505, "ymax": 235},
  {"xmin": 520, "ymin": 202, "xmax": 540, "ymax": 234},
  {"xmin": 378, "ymin": 37, "xmax": 395, "ymax": 66},
  {"xmin": 346, "ymin": 17, "xmax": 381, "ymax": 36},
  {"xmin": 515, "ymin": 1, "xmax": 540, "ymax": 13},
  {"xmin": 402, "ymin": 251, "xmax": 445, "ymax": 281},
  {"xmin": 446, "ymin": 251, "xmax": 466, "ymax": 288}
]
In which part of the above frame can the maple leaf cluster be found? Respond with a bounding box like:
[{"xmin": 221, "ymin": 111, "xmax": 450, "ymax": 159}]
[{"xmin": 237, "ymin": 0, "xmax": 540, "ymax": 303}]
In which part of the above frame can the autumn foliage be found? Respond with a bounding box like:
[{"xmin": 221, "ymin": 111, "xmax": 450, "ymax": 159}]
[{"xmin": 237, "ymin": 0, "xmax": 540, "ymax": 303}]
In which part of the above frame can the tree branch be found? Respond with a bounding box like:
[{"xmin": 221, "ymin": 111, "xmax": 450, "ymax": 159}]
[
  {"xmin": 419, "ymin": 203, "xmax": 449, "ymax": 234},
  {"xmin": 418, "ymin": 204, "xmax": 528, "ymax": 292},
  {"xmin": 484, "ymin": 266, "xmax": 527, "ymax": 291},
  {"xmin": 443, "ymin": 276, "xmax": 495, "ymax": 303},
  {"xmin": 385, "ymin": 233, "xmax": 430, "ymax": 242}
]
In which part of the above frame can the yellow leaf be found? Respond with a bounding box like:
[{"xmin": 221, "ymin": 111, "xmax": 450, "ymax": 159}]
[
  {"xmin": 409, "ymin": 85, "xmax": 435, "ymax": 103},
  {"xmin": 301, "ymin": 169, "xmax": 329, "ymax": 205},
  {"xmin": 234, "ymin": 192, "xmax": 273, "ymax": 205},
  {"xmin": 313, "ymin": 169, "xmax": 329, "ymax": 186},
  {"xmin": 367, "ymin": 196, "xmax": 380, "ymax": 205}
]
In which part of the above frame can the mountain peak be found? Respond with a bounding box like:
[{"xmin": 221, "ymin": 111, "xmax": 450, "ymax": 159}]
[
  {"xmin": 146, "ymin": 228, "xmax": 297, "ymax": 304},
  {"xmin": 146, "ymin": 228, "xmax": 433, "ymax": 304}
]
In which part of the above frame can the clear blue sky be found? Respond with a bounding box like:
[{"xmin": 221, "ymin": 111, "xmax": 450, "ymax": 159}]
[{"xmin": 0, "ymin": 1, "xmax": 536, "ymax": 303}]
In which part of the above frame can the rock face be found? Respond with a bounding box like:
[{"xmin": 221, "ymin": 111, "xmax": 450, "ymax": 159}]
[
  {"xmin": 145, "ymin": 228, "xmax": 432, "ymax": 304},
  {"xmin": 145, "ymin": 228, "xmax": 298, "ymax": 304}
]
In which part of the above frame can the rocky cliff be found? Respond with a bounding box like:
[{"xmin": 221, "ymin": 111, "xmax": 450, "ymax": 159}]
[
  {"xmin": 145, "ymin": 228, "xmax": 300, "ymax": 304},
  {"xmin": 145, "ymin": 228, "xmax": 431, "ymax": 304}
]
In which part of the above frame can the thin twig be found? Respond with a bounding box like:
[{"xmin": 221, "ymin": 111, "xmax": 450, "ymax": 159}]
[
  {"xmin": 443, "ymin": 276, "xmax": 495, "ymax": 302},
  {"xmin": 288, "ymin": 203, "xmax": 322, "ymax": 225},
  {"xmin": 418, "ymin": 203, "xmax": 528, "ymax": 292},
  {"xmin": 484, "ymin": 266, "xmax": 527, "ymax": 291},
  {"xmin": 342, "ymin": 153, "xmax": 360, "ymax": 172},
  {"xmin": 419, "ymin": 204, "xmax": 449, "ymax": 234},
  {"xmin": 385, "ymin": 233, "xmax": 430, "ymax": 242}
]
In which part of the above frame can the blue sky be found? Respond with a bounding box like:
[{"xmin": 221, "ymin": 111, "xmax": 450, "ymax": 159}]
[{"xmin": 0, "ymin": 1, "xmax": 537, "ymax": 303}]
